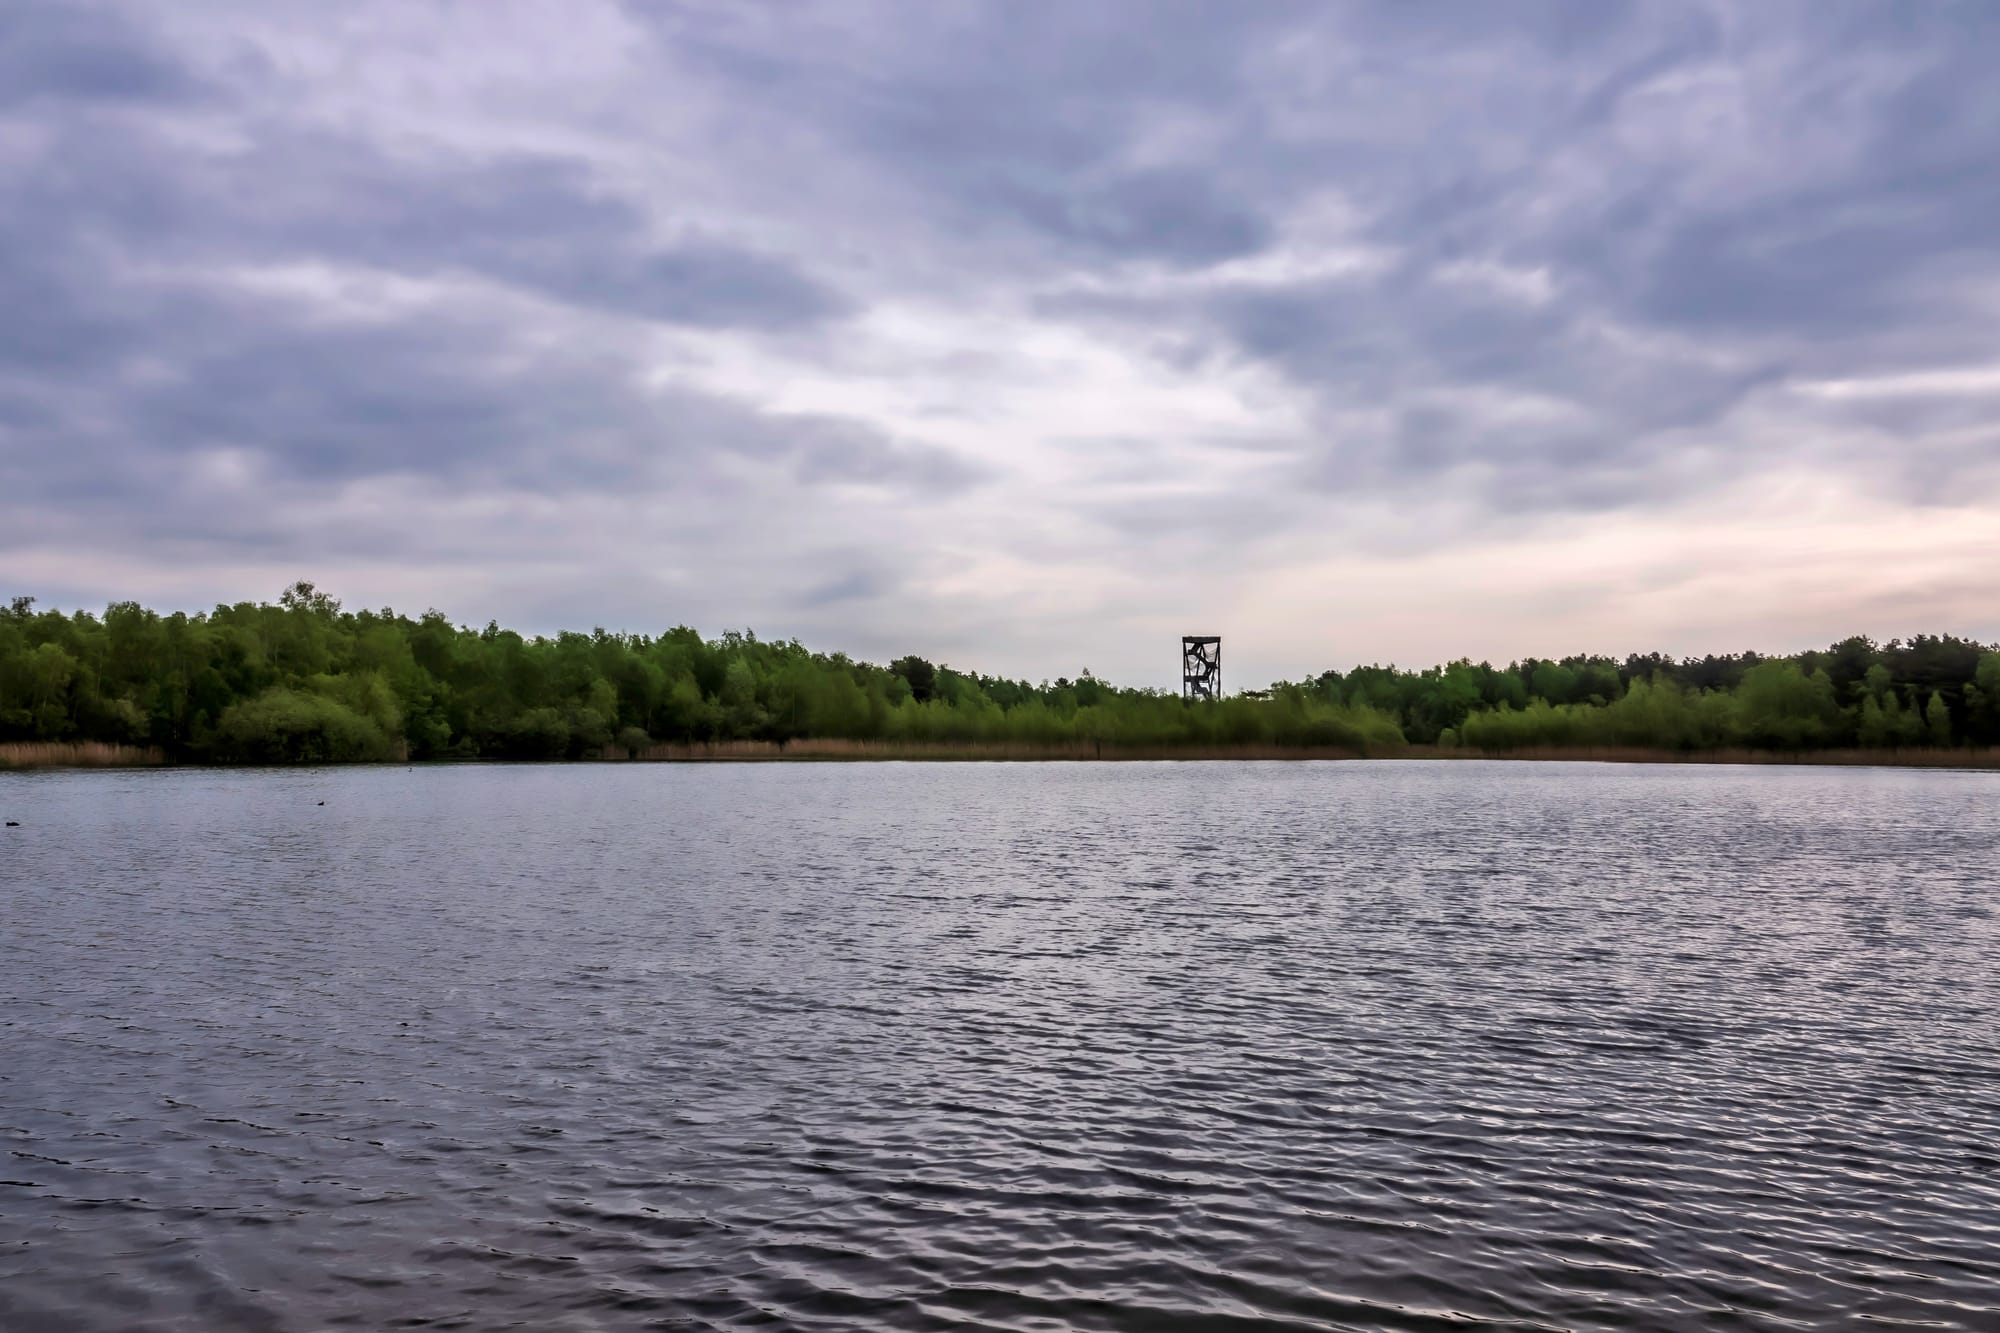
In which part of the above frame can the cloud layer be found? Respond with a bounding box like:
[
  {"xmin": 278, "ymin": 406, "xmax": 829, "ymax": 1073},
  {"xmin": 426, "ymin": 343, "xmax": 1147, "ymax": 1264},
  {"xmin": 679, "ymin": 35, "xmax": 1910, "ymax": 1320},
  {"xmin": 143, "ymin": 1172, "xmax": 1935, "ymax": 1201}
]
[{"xmin": 5, "ymin": 1, "xmax": 1998, "ymax": 684}]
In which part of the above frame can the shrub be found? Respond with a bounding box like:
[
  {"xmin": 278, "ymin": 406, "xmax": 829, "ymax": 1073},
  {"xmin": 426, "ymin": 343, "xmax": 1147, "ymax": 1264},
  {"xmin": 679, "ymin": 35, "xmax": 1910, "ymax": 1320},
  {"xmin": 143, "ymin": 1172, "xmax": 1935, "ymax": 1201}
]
[{"xmin": 210, "ymin": 688, "xmax": 398, "ymax": 764}]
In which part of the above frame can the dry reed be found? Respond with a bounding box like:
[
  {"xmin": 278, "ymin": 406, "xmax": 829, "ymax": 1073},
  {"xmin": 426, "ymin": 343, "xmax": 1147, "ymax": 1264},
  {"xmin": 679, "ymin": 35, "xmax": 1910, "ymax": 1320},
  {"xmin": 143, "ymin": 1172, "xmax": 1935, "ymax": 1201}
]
[
  {"xmin": 6, "ymin": 739, "xmax": 1990, "ymax": 769},
  {"xmin": 626, "ymin": 738, "xmax": 1378, "ymax": 762},
  {"xmin": 617, "ymin": 739, "xmax": 2000, "ymax": 767},
  {"xmin": 0, "ymin": 741, "xmax": 168, "ymax": 770},
  {"xmin": 1400, "ymin": 744, "xmax": 2000, "ymax": 769}
]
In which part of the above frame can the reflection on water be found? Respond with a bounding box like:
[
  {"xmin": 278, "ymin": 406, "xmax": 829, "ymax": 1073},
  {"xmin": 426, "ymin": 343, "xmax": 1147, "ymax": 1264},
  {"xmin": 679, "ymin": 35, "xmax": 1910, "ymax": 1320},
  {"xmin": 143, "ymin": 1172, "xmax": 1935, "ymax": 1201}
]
[{"xmin": 3, "ymin": 761, "xmax": 1998, "ymax": 1331}]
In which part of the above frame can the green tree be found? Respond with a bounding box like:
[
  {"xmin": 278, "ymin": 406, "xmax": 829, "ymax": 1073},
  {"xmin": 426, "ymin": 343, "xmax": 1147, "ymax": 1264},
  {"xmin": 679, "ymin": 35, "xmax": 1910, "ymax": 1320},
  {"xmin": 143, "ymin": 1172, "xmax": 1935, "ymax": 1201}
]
[
  {"xmin": 1734, "ymin": 662, "xmax": 1839, "ymax": 750},
  {"xmin": 211, "ymin": 688, "xmax": 397, "ymax": 763},
  {"xmin": 889, "ymin": 655, "xmax": 938, "ymax": 703},
  {"xmin": 1968, "ymin": 653, "xmax": 2000, "ymax": 745},
  {"xmin": 1925, "ymin": 691, "xmax": 1953, "ymax": 747}
]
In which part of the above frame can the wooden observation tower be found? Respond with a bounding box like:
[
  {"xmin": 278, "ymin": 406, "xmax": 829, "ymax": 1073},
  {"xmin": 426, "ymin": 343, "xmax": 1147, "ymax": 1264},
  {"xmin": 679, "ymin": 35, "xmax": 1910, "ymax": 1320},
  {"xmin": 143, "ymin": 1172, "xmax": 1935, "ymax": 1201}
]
[{"xmin": 1182, "ymin": 636, "xmax": 1221, "ymax": 702}]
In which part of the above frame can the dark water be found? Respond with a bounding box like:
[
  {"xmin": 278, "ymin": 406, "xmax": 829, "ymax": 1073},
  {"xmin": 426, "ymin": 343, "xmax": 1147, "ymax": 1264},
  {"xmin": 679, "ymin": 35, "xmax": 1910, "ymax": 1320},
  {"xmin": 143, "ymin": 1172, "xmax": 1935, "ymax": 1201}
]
[{"xmin": 3, "ymin": 762, "xmax": 1998, "ymax": 1331}]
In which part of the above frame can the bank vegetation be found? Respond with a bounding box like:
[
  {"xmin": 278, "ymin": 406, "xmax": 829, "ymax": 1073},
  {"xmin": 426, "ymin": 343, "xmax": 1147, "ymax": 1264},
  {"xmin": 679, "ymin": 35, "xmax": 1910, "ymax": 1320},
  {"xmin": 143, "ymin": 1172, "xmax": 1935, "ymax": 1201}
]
[{"xmin": 2, "ymin": 585, "xmax": 1996, "ymax": 768}]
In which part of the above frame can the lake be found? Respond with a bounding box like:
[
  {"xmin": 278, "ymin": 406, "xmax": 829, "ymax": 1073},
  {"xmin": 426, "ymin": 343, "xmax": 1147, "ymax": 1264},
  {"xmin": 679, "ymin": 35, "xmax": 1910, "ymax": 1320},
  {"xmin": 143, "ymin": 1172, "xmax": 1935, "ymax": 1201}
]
[{"xmin": 3, "ymin": 761, "xmax": 1998, "ymax": 1331}]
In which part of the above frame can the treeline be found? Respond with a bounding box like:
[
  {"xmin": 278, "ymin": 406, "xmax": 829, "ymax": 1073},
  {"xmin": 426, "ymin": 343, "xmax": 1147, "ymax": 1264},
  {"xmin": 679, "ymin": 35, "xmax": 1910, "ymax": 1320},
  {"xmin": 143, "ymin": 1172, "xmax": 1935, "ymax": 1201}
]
[
  {"xmin": 1, "ymin": 584, "xmax": 1995, "ymax": 763},
  {"xmin": 0, "ymin": 584, "xmax": 1399, "ymax": 762},
  {"xmin": 1311, "ymin": 641, "xmax": 2000, "ymax": 752}
]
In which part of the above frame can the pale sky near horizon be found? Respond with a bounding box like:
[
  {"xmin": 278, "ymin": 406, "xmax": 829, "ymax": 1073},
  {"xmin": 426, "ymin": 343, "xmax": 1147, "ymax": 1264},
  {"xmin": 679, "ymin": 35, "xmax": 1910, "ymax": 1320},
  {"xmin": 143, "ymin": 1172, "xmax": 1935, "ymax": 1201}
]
[{"xmin": 4, "ymin": 2, "xmax": 1998, "ymax": 689}]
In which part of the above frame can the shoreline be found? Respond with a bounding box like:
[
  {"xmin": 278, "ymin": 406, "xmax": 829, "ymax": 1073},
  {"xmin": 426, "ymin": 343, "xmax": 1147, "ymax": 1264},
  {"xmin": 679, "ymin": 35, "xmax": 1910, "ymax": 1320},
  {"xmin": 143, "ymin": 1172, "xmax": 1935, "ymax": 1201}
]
[
  {"xmin": 1400, "ymin": 743, "xmax": 2000, "ymax": 769},
  {"xmin": 6, "ymin": 739, "xmax": 1999, "ymax": 771}
]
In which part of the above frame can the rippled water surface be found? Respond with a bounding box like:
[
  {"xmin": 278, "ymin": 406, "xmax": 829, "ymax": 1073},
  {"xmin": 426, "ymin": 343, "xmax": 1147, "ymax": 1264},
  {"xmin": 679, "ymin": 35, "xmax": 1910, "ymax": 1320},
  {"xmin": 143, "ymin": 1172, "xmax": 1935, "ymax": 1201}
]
[{"xmin": 4, "ymin": 761, "xmax": 1999, "ymax": 1331}]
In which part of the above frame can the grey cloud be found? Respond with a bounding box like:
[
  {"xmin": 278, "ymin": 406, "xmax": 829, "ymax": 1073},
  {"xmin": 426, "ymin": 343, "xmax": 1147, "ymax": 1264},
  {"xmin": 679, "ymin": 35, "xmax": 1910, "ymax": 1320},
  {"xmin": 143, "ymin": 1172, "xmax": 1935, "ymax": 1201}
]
[
  {"xmin": 643, "ymin": 2, "xmax": 1298, "ymax": 268},
  {"xmin": 1069, "ymin": 487, "xmax": 1303, "ymax": 555},
  {"xmin": 978, "ymin": 168, "xmax": 1268, "ymax": 266},
  {"xmin": 1048, "ymin": 266, "xmax": 1778, "ymax": 512},
  {"xmin": 8, "ymin": 275, "xmax": 978, "ymax": 503},
  {"xmin": 125, "ymin": 317, "xmax": 615, "ymax": 484},
  {"xmin": 557, "ymin": 242, "xmax": 848, "ymax": 328},
  {"xmin": 0, "ymin": 211, "xmax": 973, "ymax": 556},
  {"xmin": 0, "ymin": 1, "xmax": 206, "ymax": 108},
  {"xmin": 9, "ymin": 103, "xmax": 845, "ymax": 334},
  {"xmin": 1018, "ymin": 2, "xmax": 2000, "ymax": 516},
  {"xmin": 13, "ymin": 1, "xmax": 1997, "ymax": 524},
  {"xmin": 1537, "ymin": 11, "xmax": 1998, "ymax": 353},
  {"xmin": 0, "ymin": 237, "xmax": 135, "ymax": 373},
  {"xmin": 798, "ymin": 567, "xmax": 897, "ymax": 609},
  {"xmin": 257, "ymin": 150, "xmax": 849, "ymax": 327},
  {"xmin": 5, "ymin": 0, "xmax": 2000, "ymax": 672},
  {"xmin": 779, "ymin": 416, "xmax": 988, "ymax": 493}
]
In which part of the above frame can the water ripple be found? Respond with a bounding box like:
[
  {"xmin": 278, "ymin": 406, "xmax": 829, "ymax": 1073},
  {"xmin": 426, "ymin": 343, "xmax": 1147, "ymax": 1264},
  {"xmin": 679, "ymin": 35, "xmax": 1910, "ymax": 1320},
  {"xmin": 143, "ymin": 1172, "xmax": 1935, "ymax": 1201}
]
[{"xmin": 3, "ymin": 760, "xmax": 1998, "ymax": 1330}]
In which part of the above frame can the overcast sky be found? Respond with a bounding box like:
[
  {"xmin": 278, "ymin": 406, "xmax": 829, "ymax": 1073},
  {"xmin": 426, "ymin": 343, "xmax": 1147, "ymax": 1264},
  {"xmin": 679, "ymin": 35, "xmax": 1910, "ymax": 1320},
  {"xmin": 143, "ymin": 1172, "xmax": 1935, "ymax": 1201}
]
[{"xmin": 4, "ymin": 2, "xmax": 1998, "ymax": 688}]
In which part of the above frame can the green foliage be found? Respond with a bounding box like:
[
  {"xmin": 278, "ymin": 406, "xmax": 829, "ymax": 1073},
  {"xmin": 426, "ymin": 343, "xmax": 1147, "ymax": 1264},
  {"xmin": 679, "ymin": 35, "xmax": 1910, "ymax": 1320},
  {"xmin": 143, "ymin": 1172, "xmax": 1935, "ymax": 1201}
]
[
  {"xmin": 1, "ymin": 586, "xmax": 1994, "ymax": 763},
  {"xmin": 1926, "ymin": 692, "xmax": 1953, "ymax": 747},
  {"xmin": 889, "ymin": 655, "xmax": 938, "ymax": 702},
  {"xmin": 1733, "ymin": 663, "xmax": 1840, "ymax": 750},
  {"xmin": 1359, "ymin": 637, "xmax": 1996, "ymax": 755},
  {"xmin": 1857, "ymin": 692, "xmax": 1921, "ymax": 749},
  {"xmin": 211, "ymin": 688, "xmax": 398, "ymax": 764}
]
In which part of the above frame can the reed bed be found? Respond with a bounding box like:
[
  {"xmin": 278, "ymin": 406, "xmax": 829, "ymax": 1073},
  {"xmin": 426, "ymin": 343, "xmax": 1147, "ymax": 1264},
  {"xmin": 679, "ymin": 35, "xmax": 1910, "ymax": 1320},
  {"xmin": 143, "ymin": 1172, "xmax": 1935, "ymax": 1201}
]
[
  {"xmin": 627, "ymin": 738, "xmax": 1377, "ymax": 762},
  {"xmin": 6, "ymin": 739, "xmax": 1989, "ymax": 769},
  {"xmin": 0, "ymin": 741, "xmax": 168, "ymax": 770},
  {"xmin": 623, "ymin": 739, "xmax": 2000, "ymax": 767},
  {"xmin": 1401, "ymin": 744, "xmax": 2000, "ymax": 769}
]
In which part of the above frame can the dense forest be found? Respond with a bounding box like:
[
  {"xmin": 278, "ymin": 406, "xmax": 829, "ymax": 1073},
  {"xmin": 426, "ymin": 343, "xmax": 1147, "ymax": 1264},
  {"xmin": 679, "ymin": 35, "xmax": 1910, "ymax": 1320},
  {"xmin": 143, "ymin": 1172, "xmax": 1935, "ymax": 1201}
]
[{"xmin": 2, "ymin": 584, "xmax": 1997, "ymax": 763}]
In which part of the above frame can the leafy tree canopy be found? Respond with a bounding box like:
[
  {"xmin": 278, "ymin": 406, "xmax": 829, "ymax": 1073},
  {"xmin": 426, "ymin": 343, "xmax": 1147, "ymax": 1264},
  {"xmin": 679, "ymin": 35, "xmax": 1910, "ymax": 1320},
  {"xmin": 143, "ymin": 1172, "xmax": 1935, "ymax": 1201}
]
[{"xmin": 2, "ymin": 587, "xmax": 1994, "ymax": 762}]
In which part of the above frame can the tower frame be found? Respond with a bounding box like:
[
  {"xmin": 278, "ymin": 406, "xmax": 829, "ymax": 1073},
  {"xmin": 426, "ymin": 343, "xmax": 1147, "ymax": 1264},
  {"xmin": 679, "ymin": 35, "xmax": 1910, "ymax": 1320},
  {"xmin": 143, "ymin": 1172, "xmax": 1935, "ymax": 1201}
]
[{"xmin": 1182, "ymin": 635, "xmax": 1221, "ymax": 702}]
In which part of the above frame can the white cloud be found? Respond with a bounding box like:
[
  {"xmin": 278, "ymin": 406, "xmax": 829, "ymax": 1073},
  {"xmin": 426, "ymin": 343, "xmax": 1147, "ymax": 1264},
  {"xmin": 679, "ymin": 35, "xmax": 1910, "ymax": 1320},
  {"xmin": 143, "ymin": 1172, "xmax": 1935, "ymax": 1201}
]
[{"xmin": 1793, "ymin": 367, "xmax": 2000, "ymax": 400}]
